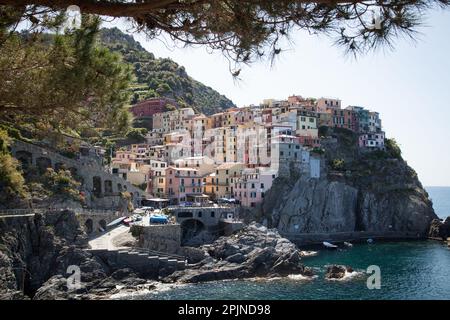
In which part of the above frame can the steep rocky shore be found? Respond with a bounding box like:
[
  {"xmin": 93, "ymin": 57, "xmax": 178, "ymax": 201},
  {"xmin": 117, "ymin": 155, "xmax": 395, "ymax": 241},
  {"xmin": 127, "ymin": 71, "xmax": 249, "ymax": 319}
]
[
  {"xmin": 257, "ymin": 128, "xmax": 437, "ymax": 237},
  {"xmin": 428, "ymin": 217, "xmax": 450, "ymax": 240},
  {"xmin": 0, "ymin": 210, "xmax": 151, "ymax": 300},
  {"xmin": 0, "ymin": 212, "xmax": 311, "ymax": 299},
  {"xmin": 163, "ymin": 223, "xmax": 314, "ymax": 284}
]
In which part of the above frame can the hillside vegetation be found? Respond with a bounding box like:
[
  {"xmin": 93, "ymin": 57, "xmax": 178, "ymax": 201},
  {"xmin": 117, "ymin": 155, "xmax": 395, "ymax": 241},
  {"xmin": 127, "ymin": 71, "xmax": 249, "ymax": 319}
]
[{"xmin": 98, "ymin": 28, "xmax": 235, "ymax": 115}]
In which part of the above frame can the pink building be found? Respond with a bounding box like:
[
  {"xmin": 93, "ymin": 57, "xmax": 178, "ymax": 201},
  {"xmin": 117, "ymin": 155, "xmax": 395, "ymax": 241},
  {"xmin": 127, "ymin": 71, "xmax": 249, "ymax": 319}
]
[
  {"xmin": 316, "ymin": 98, "xmax": 341, "ymax": 113},
  {"xmin": 165, "ymin": 167, "xmax": 204, "ymax": 203},
  {"xmin": 233, "ymin": 168, "xmax": 277, "ymax": 207},
  {"xmin": 130, "ymin": 98, "xmax": 176, "ymax": 118}
]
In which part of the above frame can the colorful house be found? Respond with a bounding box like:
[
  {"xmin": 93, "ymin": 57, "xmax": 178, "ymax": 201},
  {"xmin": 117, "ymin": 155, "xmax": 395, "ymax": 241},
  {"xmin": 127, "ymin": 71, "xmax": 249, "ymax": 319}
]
[
  {"xmin": 165, "ymin": 167, "xmax": 205, "ymax": 203},
  {"xmin": 233, "ymin": 167, "xmax": 277, "ymax": 207}
]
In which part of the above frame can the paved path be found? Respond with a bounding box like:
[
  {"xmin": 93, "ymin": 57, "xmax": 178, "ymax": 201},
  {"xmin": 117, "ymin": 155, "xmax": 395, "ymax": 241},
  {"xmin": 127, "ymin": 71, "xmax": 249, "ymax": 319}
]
[
  {"xmin": 0, "ymin": 214, "xmax": 35, "ymax": 219},
  {"xmin": 88, "ymin": 225, "xmax": 130, "ymax": 250}
]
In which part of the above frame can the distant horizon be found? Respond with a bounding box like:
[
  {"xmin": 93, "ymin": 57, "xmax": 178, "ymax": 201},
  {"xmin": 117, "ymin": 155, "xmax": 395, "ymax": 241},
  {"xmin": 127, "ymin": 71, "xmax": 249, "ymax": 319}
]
[{"xmin": 426, "ymin": 186, "xmax": 450, "ymax": 188}]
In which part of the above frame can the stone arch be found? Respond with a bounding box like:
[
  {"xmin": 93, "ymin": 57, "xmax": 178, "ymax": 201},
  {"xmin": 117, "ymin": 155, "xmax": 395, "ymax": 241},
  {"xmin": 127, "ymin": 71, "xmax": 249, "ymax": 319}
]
[
  {"xmin": 98, "ymin": 219, "xmax": 107, "ymax": 232},
  {"xmin": 15, "ymin": 150, "xmax": 33, "ymax": 170},
  {"xmin": 36, "ymin": 157, "xmax": 52, "ymax": 173},
  {"xmin": 85, "ymin": 219, "xmax": 94, "ymax": 234},
  {"xmin": 93, "ymin": 176, "xmax": 102, "ymax": 197},
  {"xmin": 180, "ymin": 219, "xmax": 205, "ymax": 244},
  {"xmin": 104, "ymin": 180, "xmax": 113, "ymax": 194}
]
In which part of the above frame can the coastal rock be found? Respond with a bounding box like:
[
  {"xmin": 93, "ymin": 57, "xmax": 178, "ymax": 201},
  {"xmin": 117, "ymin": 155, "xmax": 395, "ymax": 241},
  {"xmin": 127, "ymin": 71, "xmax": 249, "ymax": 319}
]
[
  {"xmin": 428, "ymin": 217, "xmax": 450, "ymax": 240},
  {"xmin": 226, "ymin": 253, "xmax": 246, "ymax": 264},
  {"xmin": 33, "ymin": 276, "xmax": 71, "ymax": 300},
  {"xmin": 325, "ymin": 265, "xmax": 354, "ymax": 280},
  {"xmin": 271, "ymin": 176, "xmax": 358, "ymax": 233},
  {"xmin": 0, "ymin": 210, "xmax": 119, "ymax": 300},
  {"xmin": 260, "ymin": 128, "xmax": 437, "ymax": 238},
  {"xmin": 162, "ymin": 222, "xmax": 313, "ymax": 284},
  {"xmin": 179, "ymin": 247, "xmax": 207, "ymax": 264}
]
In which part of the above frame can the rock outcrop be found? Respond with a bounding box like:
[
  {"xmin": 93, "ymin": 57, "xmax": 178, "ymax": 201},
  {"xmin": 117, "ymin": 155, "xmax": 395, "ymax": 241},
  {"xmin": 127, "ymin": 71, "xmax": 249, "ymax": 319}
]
[
  {"xmin": 428, "ymin": 217, "xmax": 450, "ymax": 240},
  {"xmin": 324, "ymin": 265, "xmax": 355, "ymax": 280},
  {"xmin": 0, "ymin": 210, "xmax": 88, "ymax": 299},
  {"xmin": 269, "ymin": 176, "xmax": 359, "ymax": 233},
  {"xmin": 162, "ymin": 223, "xmax": 314, "ymax": 284},
  {"xmin": 0, "ymin": 210, "xmax": 151, "ymax": 300},
  {"xmin": 259, "ymin": 128, "xmax": 437, "ymax": 237}
]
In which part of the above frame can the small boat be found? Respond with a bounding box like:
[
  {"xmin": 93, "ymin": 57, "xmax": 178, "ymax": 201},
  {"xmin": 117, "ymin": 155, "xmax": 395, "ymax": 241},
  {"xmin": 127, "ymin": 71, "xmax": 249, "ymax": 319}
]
[
  {"xmin": 344, "ymin": 241, "xmax": 353, "ymax": 248},
  {"xmin": 323, "ymin": 241, "xmax": 338, "ymax": 249}
]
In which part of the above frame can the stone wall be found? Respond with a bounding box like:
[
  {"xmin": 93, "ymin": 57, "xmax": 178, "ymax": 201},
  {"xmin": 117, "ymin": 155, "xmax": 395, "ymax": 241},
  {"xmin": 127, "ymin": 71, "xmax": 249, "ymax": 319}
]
[
  {"xmin": 11, "ymin": 139, "xmax": 144, "ymax": 209},
  {"xmin": 220, "ymin": 220, "xmax": 245, "ymax": 236},
  {"xmin": 133, "ymin": 224, "xmax": 181, "ymax": 254}
]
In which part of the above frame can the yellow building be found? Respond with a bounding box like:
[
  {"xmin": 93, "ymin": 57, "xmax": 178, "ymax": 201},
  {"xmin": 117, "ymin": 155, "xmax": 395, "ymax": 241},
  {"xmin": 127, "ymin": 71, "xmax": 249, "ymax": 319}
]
[
  {"xmin": 296, "ymin": 110, "xmax": 318, "ymax": 138},
  {"xmin": 204, "ymin": 162, "xmax": 244, "ymax": 198}
]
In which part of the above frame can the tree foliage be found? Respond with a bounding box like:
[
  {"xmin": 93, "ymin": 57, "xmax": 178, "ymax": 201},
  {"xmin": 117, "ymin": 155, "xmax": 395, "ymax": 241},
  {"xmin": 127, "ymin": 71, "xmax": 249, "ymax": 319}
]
[
  {"xmin": 0, "ymin": 129, "xmax": 27, "ymax": 203},
  {"xmin": 0, "ymin": 15, "xmax": 133, "ymax": 138},
  {"xmin": 385, "ymin": 138, "xmax": 402, "ymax": 160},
  {"xmin": 0, "ymin": 0, "xmax": 448, "ymax": 74}
]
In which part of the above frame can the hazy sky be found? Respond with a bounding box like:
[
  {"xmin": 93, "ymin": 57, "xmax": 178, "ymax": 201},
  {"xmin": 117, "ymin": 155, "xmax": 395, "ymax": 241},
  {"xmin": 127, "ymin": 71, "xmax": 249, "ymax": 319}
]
[{"xmin": 108, "ymin": 8, "xmax": 450, "ymax": 187}]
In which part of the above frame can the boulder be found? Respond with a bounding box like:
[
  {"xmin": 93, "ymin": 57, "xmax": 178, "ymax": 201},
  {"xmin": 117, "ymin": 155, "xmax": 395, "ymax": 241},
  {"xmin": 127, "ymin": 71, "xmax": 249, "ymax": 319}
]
[
  {"xmin": 226, "ymin": 253, "xmax": 246, "ymax": 264},
  {"xmin": 325, "ymin": 265, "xmax": 353, "ymax": 280},
  {"xmin": 428, "ymin": 217, "xmax": 450, "ymax": 240},
  {"xmin": 162, "ymin": 222, "xmax": 314, "ymax": 283}
]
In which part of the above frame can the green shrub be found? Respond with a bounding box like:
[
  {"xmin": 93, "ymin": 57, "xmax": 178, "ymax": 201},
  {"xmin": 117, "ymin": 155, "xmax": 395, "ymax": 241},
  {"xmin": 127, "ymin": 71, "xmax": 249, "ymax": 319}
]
[
  {"xmin": 0, "ymin": 129, "xmax": 28, "ymax": 202},
  {"xmin": 385, "ymin": 138, "xmax": 402, "ymax": 159},
  {"xmin": 311, "ymin": 147, "xmax": 325, "ymax": 155},
  {"xmin": 135, "ymin": 183, "xmax": 147, "ymax": 191},
  {"xmin": 330, "ymin": 158, "xmax": 346, "ymax": 171},
  {"xmin": 125, "ymin": 128, "xmax": 148, "ymax": 142},
  {"xmin": 0, "ymin": 153, "xmax": 28, "ymax": 202},
  {"xmin": 42, "ymin": 168, "xmax": 81, "ymax": 201}
]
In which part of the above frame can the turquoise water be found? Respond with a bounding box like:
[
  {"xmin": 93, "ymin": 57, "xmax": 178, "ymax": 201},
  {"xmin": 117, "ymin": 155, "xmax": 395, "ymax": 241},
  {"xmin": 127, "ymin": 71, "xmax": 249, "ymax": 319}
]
[
  {"xmin": 146, "ymin": 241, "xmax": 450, "ymax": 300},
  {"xmin": 426, "ymin": 186, "xmax": 450, "ymax": 219},
  {"xmin": 133, "ymin": 188, "xmax": 450, "ymax": 300}
]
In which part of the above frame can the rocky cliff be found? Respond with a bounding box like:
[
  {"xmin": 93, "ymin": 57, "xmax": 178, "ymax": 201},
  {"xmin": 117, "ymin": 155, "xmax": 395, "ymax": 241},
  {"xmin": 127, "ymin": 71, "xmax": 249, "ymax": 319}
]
[
  {"xmin": 258, "ymin": 128, "xmax": 437, "ymax": 237},
  {"xmin": 0, "ymin": 210, "xmax": 86, "ymax": 299},
  {"xmin": 0, "ymin": 210, "xmax": 155, "ymax": 300}
]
